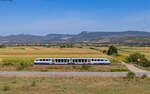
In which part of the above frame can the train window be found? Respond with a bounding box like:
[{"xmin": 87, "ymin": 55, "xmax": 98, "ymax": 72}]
[
  {"xmin": 58, "ymin": 59, "xmax": 60, "ymax": 62},
  {"xmin": 61, "ymin": 59, "xmax": 63, "ymax": 62},
  {"xmin": 36, "ymin": 59, "xmax": 39, "ymax": 61},
  {"xmin": 55, "ymin": 59, "xmax": 58, "ymax": 62},
  {"xmin": 75, "ymin": 59, "xmax": 77, "ymax": 62},
  {"xmin": 85, "ymin": 59, "xmax": 87, "ymax": 62},
  {"xmin": 81, "ymin": 59, "xmax": 84, "ymax": 62},
  {"xmin": 92, "ymin": 59, "xmax": 95, "ymax": 61},
  {"xmin": 101, "ymin": 59, "xmax": 104, "ymax": 61},
  {"xmin": 74, "ymin": 59, "xmax": 77, "ymax": 62},
  {"xmin": 79, "ymin": 59, "xmax": 81, "ymax": 62},
  {"xmin": 105, "ymin": 60, "xmax": 108, "ymax": 61}
]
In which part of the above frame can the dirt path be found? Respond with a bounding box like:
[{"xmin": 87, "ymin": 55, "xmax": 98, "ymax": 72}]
[
  {"xmin": 121, "ymin": 61, "xmax": 148, "ymax": 73},
  {"xmin": 121, "ymin": 61, "xmax": 150, "ymax": 77}
]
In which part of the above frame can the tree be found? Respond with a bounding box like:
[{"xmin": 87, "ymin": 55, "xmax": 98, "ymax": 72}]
[
  {"xmin": 107, "ymin": 45, "xmax": 118, "ymax": 55},
  {"xmin": 126, "ymin": 52, "xmax": 150, "ymax": 67},
  {"xmin": 0, "ymin": 45, "xmax": 6, "ymax": 48}
]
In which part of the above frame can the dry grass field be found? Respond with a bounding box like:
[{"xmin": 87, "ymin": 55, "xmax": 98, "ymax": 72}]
[
  {"xmin": 117, "ymin": 46, "xmax": 150, "ymax": 59},
  {"xmin": 0, "ymin": 46, "xmax": 129, "ymax": 72},
  {"xmin": 0, "ymin": 75, "xmax": 150, "ymax": 94},
  {"xmin": 95, "ymin": 46, "xmax": 150, "ymax": 59}
]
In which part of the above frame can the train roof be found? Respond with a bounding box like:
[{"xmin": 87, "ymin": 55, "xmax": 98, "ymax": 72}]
[{"xmin": 35, "ymin": 57, "xmax": 109, "ymax": 59}]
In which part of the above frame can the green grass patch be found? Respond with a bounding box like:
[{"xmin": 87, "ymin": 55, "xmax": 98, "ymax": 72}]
[
  {"xmin": 31, "ymin": 47, "xmax": 39, "ymax": 50},
  {"xmin": 2, "ymin": 57, "xmax": 34, "ymax": 66},
  {"xmin": 110, "ymin": 68, "xmax": 129, "ymax": 72},
  {"xmin": 13, "ymin": 48, "xmax": 25, "ymax": 50}
]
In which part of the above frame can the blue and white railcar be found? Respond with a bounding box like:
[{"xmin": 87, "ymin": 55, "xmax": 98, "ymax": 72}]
[{"xmin": 34, "ymin": 57, "xmax": 111, "ymax": 65}]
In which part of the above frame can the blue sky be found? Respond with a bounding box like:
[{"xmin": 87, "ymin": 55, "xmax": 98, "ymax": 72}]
[{"xmin": 0, "ymin": 0, "xmax": 150, "ymax": 35}]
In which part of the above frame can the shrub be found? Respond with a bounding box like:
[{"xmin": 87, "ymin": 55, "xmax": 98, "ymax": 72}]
[
  {"xmin": 103, "ymin": 50, "xmax": 107, "ymax": 54},
  {"xmin": 107, "ymin": 45, "xmax": 118, "ymax": 55},
  {"xmin": 0, "ymin": 45, "xmax": 6, "ymax": 48},
  {"xmin": 59, "ymin": 44, "xmax": 73, "ymax": 48},
  {"xmin": 140, "ymin": 60, "xmax": 150, "ymax": 67},
  {"xmin": 72, "ymin": 66, "xmax": 77, "ymax": 69},
  {"xmin": 81, "ymin": 64, "xmax": 91, "ymax": 70},
  {"xmin": 110, "ymin": 68, "xmax": 128, "ymax": 72},
  {"xmin": 126, "ymin": 52, "xmax": 150, "ymax": 67},
  {"xmin": 2, "ymin": 62, "xmax": 14, "ymax": 66},
  {"xmin": 16, "ymin": 62, "xmax": 31, "ymax": 71},
  {"xmin": 141, "ymin": 74, "xmax": 147, "ymax": 79},
  {"xmin": 110, "ymin": 59, "xmax": 120, "ymax": 64},
  {"xmin": 31, "ymin": 81, "xmax": 36, "ymax": 87},
  {"xmin": 16, "ymin": 65, "xmax": 24, "ymax": 71},
  {"xmin": 126, "ymin": 72, "xmax": 136, "ymax": 80},
  {"xmin": 3, "ymin": 86, "xmax": 10, "ymax": 91}
]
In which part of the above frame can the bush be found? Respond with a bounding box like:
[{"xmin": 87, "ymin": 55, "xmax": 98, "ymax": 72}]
[
  {"xmin": 110, "ymin": 58, "xmax": 120, "ymax": 64},
  {"xmin": 81, "ymin": 64, "xmax": 91, "ymax": 70},
  {"xmin": 110, "ymin": 68, "xmax": 128, "ymax": 72},
  {"xmin": 0, "ymin": 45, "xmax": 6, "ymax": 48},
  {"xmin": 2, "ymin": 62, "xmax": 14, "ymax": 66},
  {"xmin": 126, "ymin": 52, "xmax": 150, "ymax": 67},
  {"xmin": 141, "ymin": 74, "xmax": 147, "ymax": 79},
  {"xmin": 59, "ymin": 44, "xmax": 73, "ymax": 48},
  {"xmin": 72, "ymin": 66, "xmax": 77, "ymax": 69},
  {"xmin": 16, "ymin": 62, "xmax": 31, "ymax": 71},
  {"xmin": 31, "ymin": 81, "xmax": 36, "ymax": 87},
  {"xmin": 103, "ymin": 50, "xmax": 107, "ymax": 54},
  {"xmin": 107, "ymin": 45, "xmax": 118, "ymax": 55},
  {"xmin": 126, "ymin": 72, "xmax": 136, "ymax": 80},
  {"xmin": 3, "ymin": 86, "xmax": 10, "ymax": 91},
  {"xmin": 16, "ymin": 65, "xmax": 24, "ymax": 71}
]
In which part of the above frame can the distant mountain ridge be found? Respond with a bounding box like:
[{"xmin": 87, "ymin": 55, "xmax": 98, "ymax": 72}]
[{"xmin": 0, "ymin": 31, "xmax": 150, "ymax": 44}]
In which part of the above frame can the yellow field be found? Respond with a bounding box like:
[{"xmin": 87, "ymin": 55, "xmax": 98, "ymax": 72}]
[
  {"xmin": 0, "ymin": 46, "xmax": 110, "ymax": 65},
  {"xmin": 0, "ymin": 46, "xmax": 110, "ymax": 58},
  {"xmin": 0, "ymin": 46, "xmax": 129, "ymax": 72},
  {"xmin": 116, "ymin": 46, "xmax": 150, "ymax": 59}
]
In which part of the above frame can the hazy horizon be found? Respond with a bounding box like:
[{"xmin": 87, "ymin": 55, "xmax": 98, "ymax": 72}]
[
  {"xmin": 0, "ymin": 0, "xmax": 150, "ymax": 35},
  {"xmin": 0, "ymin": 30, "xmax": 148, "ymax": 36}
]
